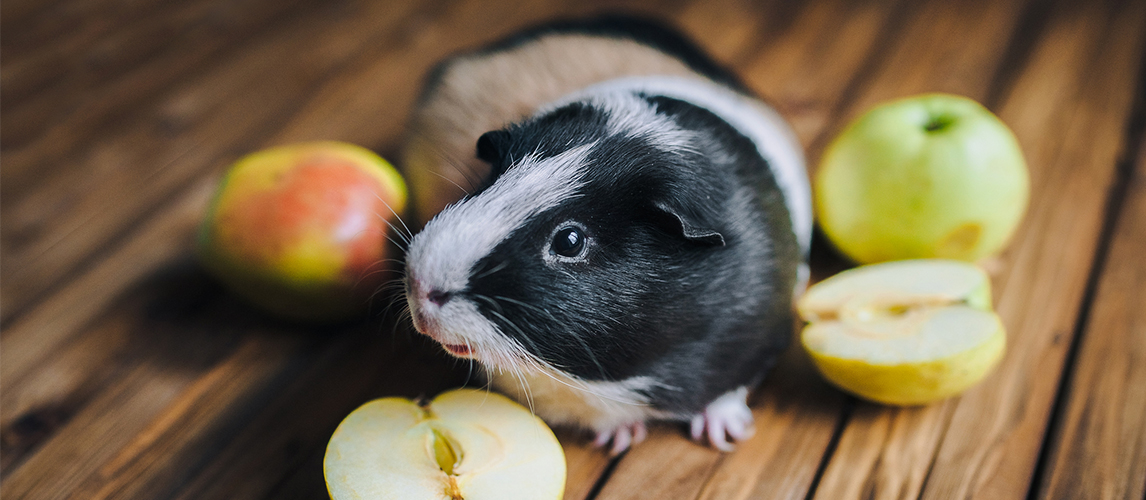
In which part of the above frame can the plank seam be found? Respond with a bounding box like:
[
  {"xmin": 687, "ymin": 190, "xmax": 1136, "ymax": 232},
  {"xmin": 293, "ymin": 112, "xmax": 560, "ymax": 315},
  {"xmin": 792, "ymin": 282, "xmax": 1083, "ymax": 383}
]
[
  {"xmin": 803, "ymin": 0, "xmax": 922, "ymax": 158},
  {"xmin": 909, "ymin": 1, "xmax": 1057, "ymax": 495},
  {"xmin": 804, "ymin": 397, "xmax": 857, "ymax": 500},
  {"xmin": 913, "ymin": 400, "xmax": 962, "ymax": 500},
  {"xmin": 793, "ymin": 1, "xmax": 922, "ymax": 496},
  {"xmin": 983, "ymin": 0, "xmax": 1058, "ymax": 109},
  {"xmin": 584, "ymin": 454, "xmax": 626, "ymax": 500},
  {"xmin": 1025, "ymin": 8, "xmax": 1146, "ymax": 498}
]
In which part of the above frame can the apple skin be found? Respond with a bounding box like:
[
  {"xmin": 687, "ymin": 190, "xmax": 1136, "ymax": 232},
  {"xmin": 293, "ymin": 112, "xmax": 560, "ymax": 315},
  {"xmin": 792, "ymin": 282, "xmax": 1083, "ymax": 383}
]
[
  {"xmin": 815, "ymin": 94, "xmax": 1030, "ymax": 264},
  {"xmin": 198, "ymin": 141, "xmax": 407, "ymax": 322},
  {"xmin": 797, "ymin": 259, "xmax": 1006, "ymax": 405}
]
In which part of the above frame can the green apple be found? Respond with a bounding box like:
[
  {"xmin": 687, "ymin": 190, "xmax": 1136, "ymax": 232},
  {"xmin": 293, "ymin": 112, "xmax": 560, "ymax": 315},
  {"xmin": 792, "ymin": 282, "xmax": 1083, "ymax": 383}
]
[
  {"xmin": 198, "ymin": 141, "xmax": 407, "ymax": 322},
  {"xmin": 797, "ymin": 259, "xmax": 1005, "ymax": 405},
  {"xmin": 324, "ymin": 389, "xmax": 567, "ymax": 500},
  {"xmin": 816, "ymin": 94, "xmax": 1029, "ymax": 263}
]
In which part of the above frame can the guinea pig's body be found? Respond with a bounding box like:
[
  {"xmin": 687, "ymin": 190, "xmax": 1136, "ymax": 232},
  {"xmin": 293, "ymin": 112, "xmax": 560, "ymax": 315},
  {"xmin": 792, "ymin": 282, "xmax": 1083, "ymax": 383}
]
[{"xmin": 402, "ymin": 17, "xmax": 811, "ymax": 452}]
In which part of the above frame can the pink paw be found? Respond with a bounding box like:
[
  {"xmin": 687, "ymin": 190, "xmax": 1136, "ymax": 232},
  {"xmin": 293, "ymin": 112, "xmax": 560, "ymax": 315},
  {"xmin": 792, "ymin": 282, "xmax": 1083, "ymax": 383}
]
[
  {"xmin": 689, "ymin": 387, "xmax": 755, "ymax": 452},
  {"xmin": 592, "ymin": 421, "xmax": 648, "ymax": 455}
]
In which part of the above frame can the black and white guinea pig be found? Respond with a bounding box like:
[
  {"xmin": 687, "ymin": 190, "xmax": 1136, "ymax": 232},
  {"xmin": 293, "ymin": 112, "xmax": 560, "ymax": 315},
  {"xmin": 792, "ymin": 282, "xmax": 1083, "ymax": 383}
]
[{"xmin": 400, "ymin": 16, "xmax": 811, "ymax": 453}]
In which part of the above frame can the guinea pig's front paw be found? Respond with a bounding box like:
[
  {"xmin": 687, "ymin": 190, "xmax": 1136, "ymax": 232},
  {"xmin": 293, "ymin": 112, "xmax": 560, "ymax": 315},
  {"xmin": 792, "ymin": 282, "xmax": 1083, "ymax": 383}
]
[
  {"xmin": 592, "ymin": 421, "xmax": 648, "ymax": 456},
  {"xmin": 689, "ymin": 386, "xmax": 755, "ymax": 452}
]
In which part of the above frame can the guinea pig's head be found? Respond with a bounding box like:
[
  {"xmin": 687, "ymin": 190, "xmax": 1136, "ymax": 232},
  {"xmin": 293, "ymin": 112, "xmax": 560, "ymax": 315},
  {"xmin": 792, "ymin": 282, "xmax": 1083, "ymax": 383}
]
[{"xmin": 405, "ymin": 92, "xmax": 735, "ymax": 380}]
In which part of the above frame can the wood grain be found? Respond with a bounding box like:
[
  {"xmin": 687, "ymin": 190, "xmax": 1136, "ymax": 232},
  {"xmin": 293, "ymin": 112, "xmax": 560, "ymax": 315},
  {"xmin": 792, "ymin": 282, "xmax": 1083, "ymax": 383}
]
[
  {"xmin": 0, "ymin": 183, "xmax": 216, "ymax": 476},
  {"xmin": 808, "ymin": 0, "xmax": 1146, "ymax": 499},
  {"xmin": 920, "ymin": 0, "xmax": 1146, "ymax": 497},
  {"xmin": 1035, "ymin": 127, "xmax": 1146, "ymax": 499},
  {"xmin": 0, "ymin": 0, "xmax": 310, "ymax": 155},
  {"xmin": 2, "ymin": 0, "xmax": 1145, "ymax": 498},
  {"xmin": 0, "ymin": 0, "xmax": 426, "ymax": 324}
]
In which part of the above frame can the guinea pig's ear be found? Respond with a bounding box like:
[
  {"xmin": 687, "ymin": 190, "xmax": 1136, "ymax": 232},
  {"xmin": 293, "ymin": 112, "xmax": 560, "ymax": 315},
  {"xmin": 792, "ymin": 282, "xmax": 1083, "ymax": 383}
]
[
  {"xmin": 476, "ymin": 129, "xmax": 513, "ymax": 166},
  {"xmin": 652, "ymin": 200, "xmax": 726, "ymax": 246}
]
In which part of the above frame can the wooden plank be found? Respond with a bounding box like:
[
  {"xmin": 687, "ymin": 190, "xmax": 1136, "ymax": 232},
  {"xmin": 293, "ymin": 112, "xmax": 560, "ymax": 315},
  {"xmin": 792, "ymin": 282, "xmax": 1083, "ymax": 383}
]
[
  {"xmin": 805, "ymin": 0, "xmax": 1059, "ymax": 496},
  {"xmin": 0, "ymin": 0, "xmax": 313, "ymax": 185},
  {"xmin": 0, "ymin": 295, "xmax": 300, "ymax": 497},
  {"xmin": 812, "ymin": 402, "xmax": 953, "ymax": 500},
  {"xmin": 76, "ymin": 329, "xmax": 463, "ymax": 500},
  {"xmin": 0, "ymin": 0, "xmax": 117, "ymax": 67},
  {"xmin": 812, "ymin": 0, "xmax": 1146, "ymax": 498},
  {"xmin": 0, "ymin": 182, "xmax": 216, "ymax": 475},
  {"xmin": 1035, "ymin": 133, "xmax": 1146, "ymax": 499},
  {"xmin": 919, "ymin": 0, "xmax": 1146, "ymax": 497},
  {"xmin": 692, "ymin": 348, "xmax": 848, "ymax": 500},
  {"xmin": 0, "ymin": 0, "xmax": 428, "ymax": 324}
]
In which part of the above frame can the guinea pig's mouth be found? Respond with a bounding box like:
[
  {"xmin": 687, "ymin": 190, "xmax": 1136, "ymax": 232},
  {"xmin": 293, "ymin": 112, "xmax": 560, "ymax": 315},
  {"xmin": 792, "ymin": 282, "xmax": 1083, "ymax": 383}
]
[
  {"xmin": 441, "ymin": 343, "xmax": 472, "ymax": 357},
  {"xmin": 410, "ymin": 312, "xmax": 475, "ymax": 358}
]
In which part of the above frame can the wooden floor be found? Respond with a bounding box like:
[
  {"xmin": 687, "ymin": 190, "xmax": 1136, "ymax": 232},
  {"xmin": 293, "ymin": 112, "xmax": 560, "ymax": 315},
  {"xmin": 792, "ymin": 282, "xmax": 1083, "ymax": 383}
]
[{"xmin": 3, "ymin": 0, "xmax": 1145, "ymax": 498}]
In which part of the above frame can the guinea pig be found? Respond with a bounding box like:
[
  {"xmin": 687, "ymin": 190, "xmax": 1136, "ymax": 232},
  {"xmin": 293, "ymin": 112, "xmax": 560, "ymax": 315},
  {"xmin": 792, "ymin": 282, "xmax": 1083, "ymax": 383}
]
[{"xmin": 400, "ymin": 16, "xmax": 812, "ymax": 454}]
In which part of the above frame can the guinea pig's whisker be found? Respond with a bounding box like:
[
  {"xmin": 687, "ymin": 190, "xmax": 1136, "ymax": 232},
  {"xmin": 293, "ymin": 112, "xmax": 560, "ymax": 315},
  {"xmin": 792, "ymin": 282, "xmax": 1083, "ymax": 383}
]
[
  {"xmin": 496, "ymin": 346, "xmax": 536, "ymax": 415},
  {"xmin": 423, "ymin": 139, "xmax": 484, "ymax": 192},
  {"xmin": 516, "ymin": 366, "xmax": 536, "ymax": 415},
  {"xmin": 491, "ymin": 295, "xmax": 552, "ymax": 319},
  {"xmin": 373, "ymin": 227, "xmax": 411, "ymax": 253},
  {"xmin": 376, "ymin": 289, "xmax": 410, "ymax": 322},
  {"xmin": 365, "ymin": 277, "xmax": 408, "ymax": 311},
  {"xmin": 518, "ymin": 350, "xmax": 649, "ymax": 407},
  {"xmin": 370, "ymin": 213, "xmax": 412, "ymax": 249},
  {"xmin": 370, "ymin": 192, "xmax": 414, "ymax": 244},
  {"xmin": 472, "ymin": 260, "xmax": 509, "ymax": 280},
  {"xmin": 429, "ymin": 170, "xmax": 474, "ymax": 198},
  {"xmin": 463, "ymin": 355, "xmax": 477, "ymax": 387},
  {"xmin": 354, "ymin": 261, "xmax": 404, "ymax": 290},
  {"xmin": 491, "ymin": 295, "xmax": 609, "ymax": 379}
]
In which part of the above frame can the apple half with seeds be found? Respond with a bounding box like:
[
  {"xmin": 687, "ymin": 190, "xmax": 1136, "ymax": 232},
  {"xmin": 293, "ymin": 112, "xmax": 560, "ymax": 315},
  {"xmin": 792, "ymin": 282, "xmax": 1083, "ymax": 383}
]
[
  {"xmin": 324, "ymin": 389, "xmax": 566, "ymax": 500},
  {"xmin": 797, "ymin": 259, "xmax": 1005, "ymax": 405}
]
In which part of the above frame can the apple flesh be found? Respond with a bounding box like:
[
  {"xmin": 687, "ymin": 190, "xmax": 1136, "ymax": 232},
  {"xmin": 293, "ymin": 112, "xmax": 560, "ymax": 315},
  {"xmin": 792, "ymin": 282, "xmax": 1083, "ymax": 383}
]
[
  {"xmin": 816, "ymin": 93, "xmax": 1029, "ymax": 264},
  {"xmin": 198, "ymin": 141, "xmax": 407, "ymax": 322},
  {"xmin": 797, "ymin": 259, "xmax": 1005, "ymax": 405},
  {"xmin": 324, "ymin": 389, "xmax": 566, "ymax": 500}
]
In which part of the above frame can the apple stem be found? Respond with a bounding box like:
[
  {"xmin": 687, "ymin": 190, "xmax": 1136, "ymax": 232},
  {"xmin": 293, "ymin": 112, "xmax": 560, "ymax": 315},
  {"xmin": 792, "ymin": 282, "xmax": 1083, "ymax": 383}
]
[{"xmin": 924, "ymin": 114, "xmax": 955, "ymax": 132}]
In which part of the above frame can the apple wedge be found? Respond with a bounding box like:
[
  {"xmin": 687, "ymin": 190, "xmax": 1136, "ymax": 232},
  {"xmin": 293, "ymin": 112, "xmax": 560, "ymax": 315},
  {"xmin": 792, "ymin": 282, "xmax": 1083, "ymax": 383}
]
[
  {"xmin": 797, "ymin": 259, "xmax": 1005, "ymax": 405},
  {"xmin": 324, "ymin": 389, "xmax": 566, "ymax": 500}
]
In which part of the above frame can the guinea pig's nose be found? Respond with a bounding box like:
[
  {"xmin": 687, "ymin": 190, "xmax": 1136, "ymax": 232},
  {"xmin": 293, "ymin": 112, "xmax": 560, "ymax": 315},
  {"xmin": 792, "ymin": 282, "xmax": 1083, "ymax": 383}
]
[{"xmin": 427, "ymin": 289, "xmax": 452, "ymax": 306}]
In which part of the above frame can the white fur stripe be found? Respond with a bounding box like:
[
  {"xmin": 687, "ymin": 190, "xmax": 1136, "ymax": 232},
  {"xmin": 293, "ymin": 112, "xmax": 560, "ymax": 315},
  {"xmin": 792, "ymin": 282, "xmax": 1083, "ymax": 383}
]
[
  {"xmin": 548, "ymin": 76, "xmax": 813, "ymax": 258},
  {"xmin": 408, "ymin": 144, "xmax": 592, "ymax": 294}
]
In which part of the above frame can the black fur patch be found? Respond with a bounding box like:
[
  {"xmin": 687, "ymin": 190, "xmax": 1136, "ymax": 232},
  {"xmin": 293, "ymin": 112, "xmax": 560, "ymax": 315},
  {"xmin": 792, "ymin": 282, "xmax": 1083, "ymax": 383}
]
[
  {"xmin": 460, "ymin": 94, "xmax": 799, "ymax": 415},
  {"xmin": 470, "ymin": 102, "xmax": 609, "ymax": 197}
]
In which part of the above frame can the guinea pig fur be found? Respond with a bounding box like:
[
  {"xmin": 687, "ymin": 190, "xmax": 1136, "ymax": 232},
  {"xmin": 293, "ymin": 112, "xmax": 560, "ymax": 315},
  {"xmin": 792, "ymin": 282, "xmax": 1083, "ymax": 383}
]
[{"xmin": 401, "ymin": 16, "xmax": 812, "ymax": 454}]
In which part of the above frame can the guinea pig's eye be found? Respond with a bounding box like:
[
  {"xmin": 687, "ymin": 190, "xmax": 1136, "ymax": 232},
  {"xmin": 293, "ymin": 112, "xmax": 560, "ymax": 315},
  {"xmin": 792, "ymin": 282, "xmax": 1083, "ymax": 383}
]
[{"xmin": 551, "ymin": 227, "xmax": 586, "ymax": 258}]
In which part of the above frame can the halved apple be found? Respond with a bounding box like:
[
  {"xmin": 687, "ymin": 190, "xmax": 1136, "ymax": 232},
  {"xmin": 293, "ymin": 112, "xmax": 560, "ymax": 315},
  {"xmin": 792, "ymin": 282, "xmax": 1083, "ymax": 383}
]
[
  {"xmin": 324, "ymin": 389, "xmax": 566, "ymax": 500},
  {"xmin": 797, "ymin": 259, "xmax": 1005, "ymax": 405}
]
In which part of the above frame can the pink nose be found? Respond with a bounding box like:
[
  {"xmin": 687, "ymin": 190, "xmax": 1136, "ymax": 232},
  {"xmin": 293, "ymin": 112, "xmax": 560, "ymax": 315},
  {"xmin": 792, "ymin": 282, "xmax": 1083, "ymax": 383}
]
[
  {"xmin": 410, "ymin": 276, "xmax": 452, "ymax": 309},
  {"xmin": 427, "ymin": 289, "xmax": 452, "ymax": 306}
]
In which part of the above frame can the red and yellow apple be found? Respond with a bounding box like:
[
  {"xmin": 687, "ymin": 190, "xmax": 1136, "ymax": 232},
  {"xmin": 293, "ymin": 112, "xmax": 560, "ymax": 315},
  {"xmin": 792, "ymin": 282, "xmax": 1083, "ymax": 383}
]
[{"xmin": 198, "ymin": 141, "xmax": 407, "ymax": 322}]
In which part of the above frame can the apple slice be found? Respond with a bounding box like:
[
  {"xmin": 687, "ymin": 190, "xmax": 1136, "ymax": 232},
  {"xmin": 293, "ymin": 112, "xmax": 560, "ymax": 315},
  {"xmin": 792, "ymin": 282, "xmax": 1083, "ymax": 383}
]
[
  {"xmin": 324, "ymin": 389, "xmax": 566, "ymax": 500},
  {"xmin": 797, "ymin": 259, "xmax": 1005, "ymax": 405}
]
